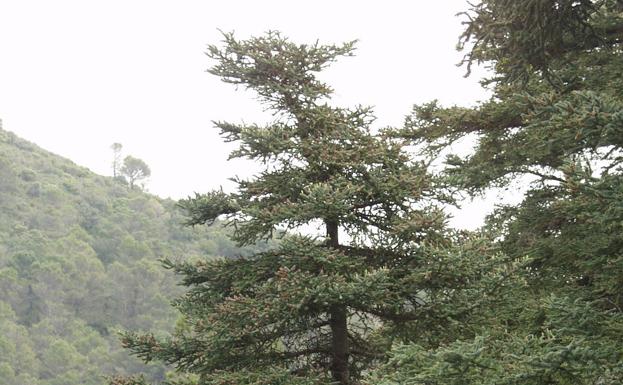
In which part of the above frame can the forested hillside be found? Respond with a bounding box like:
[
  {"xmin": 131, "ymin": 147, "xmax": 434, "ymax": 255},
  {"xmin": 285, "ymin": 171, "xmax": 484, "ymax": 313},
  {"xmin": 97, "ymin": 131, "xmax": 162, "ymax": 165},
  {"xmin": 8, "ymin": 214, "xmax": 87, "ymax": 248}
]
[
  {"xmin": 0, "ymin": 128, "xmax": 265, "ymax": 385},
  {"xmin": 3, "ymin": 2, "xmax": 623, "ymax": 385}
]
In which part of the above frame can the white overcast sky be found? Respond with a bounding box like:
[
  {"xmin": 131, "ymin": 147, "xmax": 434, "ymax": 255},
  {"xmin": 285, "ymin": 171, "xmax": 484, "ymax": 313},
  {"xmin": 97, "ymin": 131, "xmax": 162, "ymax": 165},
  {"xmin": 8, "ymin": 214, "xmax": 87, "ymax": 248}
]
[{"xmin": 0, "ymin": 0, "xmax": 497, "ymax": 228}]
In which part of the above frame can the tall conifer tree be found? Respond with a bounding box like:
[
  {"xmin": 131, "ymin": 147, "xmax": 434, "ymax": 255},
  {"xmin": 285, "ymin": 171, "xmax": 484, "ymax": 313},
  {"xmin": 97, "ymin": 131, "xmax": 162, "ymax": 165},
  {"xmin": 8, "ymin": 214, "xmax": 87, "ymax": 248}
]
[
  {"xmin": 374, "ymin": 1, "xmax": 623, "ymax": 384},
  {"xmin": 120, "ymin": 32, "xmax": 489, "ymax": 385}
]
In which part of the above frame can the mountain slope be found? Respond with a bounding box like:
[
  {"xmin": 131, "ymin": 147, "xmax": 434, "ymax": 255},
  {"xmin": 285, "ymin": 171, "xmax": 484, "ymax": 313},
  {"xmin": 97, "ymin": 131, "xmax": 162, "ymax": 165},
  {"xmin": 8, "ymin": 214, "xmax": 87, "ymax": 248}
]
[{"xmin": 0, "ymin": 128, "xmax": 258, "ymax": 385}]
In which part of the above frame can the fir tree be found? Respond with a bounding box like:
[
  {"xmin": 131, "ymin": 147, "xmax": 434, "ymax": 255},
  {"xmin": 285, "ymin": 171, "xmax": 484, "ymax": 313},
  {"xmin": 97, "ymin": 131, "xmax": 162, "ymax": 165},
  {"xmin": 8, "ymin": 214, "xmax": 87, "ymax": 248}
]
[
  {"xmin": 120, "ymin": 32, "xmax": 490, "ymax": 385},
  {"xmin": 377, "ymin": 1, "xmax": 623, "ymax": 384}
]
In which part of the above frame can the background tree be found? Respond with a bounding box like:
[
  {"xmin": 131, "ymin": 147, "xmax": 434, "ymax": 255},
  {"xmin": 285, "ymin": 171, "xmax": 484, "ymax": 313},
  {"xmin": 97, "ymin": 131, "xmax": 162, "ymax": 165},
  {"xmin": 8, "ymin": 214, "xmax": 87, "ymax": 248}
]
[
  {"xmin": 111, "ymin": 143, "xmax": 123, "ymax": 178},
  {"xmin": 119, "ymin": 32, "xmax": 493, "ymax": 385},
  {"xmin": 120, "ymin": 156, "xmax": 151, "ymax": 189},
  {"xmin": 376, "ymin": 1, "xmax": 623, "ymax": 383}
]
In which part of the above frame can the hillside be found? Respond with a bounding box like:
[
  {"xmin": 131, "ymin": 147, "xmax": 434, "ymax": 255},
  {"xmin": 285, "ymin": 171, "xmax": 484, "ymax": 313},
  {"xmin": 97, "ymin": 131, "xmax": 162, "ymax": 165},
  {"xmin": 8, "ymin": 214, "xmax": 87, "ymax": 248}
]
[{"xmin": 0, "ymin": 128, "xmax": 262, "ymax": 384}]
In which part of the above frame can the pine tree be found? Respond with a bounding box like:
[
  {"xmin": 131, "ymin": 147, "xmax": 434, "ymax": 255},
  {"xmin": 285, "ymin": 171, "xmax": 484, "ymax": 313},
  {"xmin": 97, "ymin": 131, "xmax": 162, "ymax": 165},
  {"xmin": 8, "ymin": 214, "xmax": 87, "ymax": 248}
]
[
  {"xmin": 120, "ymin": 155, "xmax": 151, "ymax": 189},
  {"xmin": 377, "ymin": 1, "xmax": 623, "ymax": 384},
  {"xmin": 402, "ymin": 0, "xmax": 623, "ymax": 309},
  {"xmin": 119, "ymin": 32, "xmax": 490, "ymax": 385}
]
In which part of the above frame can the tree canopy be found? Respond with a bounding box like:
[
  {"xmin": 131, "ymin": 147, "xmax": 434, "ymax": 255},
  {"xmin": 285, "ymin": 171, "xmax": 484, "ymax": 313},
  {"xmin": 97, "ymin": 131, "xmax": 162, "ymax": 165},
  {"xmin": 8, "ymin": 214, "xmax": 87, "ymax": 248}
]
[
  {"xmin": 119, "ymin": 32, "xmax": 495, "ymax": 385},
  {"xmin": 376, "ymin": 1, "xmax": 623, "ymax": 384},
  {"xmin": 6, "ymin": 2, "xmax": 614, "ymax": 384},
  {"xmin": 120, "ymin": 156, "xmax": 151, "ymax": 189}
]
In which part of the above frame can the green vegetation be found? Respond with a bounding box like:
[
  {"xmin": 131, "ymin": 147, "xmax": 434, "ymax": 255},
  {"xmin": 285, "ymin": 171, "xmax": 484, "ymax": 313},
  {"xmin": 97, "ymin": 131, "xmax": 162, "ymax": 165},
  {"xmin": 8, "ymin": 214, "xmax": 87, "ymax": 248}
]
[
  {"xmin": 120, "ymin": 156, "xmax": 151, "ymax": 190},
  {"xmin": 3, "ymin": 1, "xmax": 622, "ymax": 385},
  {"xmin": 115, "ymin": 2, "xmax": 623, "ymax": 385},
  {"xmin": 374, "ymin": 1, "xmax": 623, "ymax": 384},
  {"xmin": 119, "ymin": 32, "xmax": 495, "ymax": 385},
  {"xmin": 0, "ymin": 128, "xmax": 268, "ymax": 385}
]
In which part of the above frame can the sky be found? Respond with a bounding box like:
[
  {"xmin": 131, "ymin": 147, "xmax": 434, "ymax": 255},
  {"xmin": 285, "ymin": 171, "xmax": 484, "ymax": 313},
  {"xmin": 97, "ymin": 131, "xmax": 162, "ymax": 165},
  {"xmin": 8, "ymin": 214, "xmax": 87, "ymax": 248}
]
[{"xmin": 0, "ymin": 0, "xmax": 496, "ymax": 228}]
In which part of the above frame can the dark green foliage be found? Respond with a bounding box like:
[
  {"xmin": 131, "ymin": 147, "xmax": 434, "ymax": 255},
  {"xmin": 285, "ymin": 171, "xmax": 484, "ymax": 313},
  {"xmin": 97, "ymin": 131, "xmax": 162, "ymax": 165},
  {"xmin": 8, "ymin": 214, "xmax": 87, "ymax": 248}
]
[
  {"xmin": 378, "ymin": 1, "xmax": 623, "ymax": 384},
  {"xmin": 458, "ymin": 0, "xmax": 623, "ymax": 83},
  {"xmin": 368, "ymin": 262, "xmax": 623, "ymax": 384},
  {"xmin": 397, "ymin": 0, "xmax": 623, "ymax": 303},
  {"xmin": 120, "ymin": 32, "xmax": 493, "ymax": 385}
]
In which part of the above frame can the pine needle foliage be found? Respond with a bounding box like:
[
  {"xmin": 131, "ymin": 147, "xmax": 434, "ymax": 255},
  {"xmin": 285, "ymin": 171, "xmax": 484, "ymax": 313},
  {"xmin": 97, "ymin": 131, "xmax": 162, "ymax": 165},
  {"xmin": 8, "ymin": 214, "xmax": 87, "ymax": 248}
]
[
  {"xmin": 120, "ymin": 32, "xmax": 491, "ymax": 385},
  {"xmin": 379, "ymin": 1, "xmax": 623, "ymax": 384}
]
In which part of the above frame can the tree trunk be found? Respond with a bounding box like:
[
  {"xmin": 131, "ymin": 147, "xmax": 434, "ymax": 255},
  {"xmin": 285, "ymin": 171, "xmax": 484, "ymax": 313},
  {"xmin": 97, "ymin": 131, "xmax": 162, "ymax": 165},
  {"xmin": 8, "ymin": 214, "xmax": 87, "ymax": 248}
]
[
  {"xmin": 326, "ymin": 220, "xmax": 350, "ymax": 385},
  {"xmin": 330, "ymin": 304, "xmax": 350, "ymax": 384}
]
